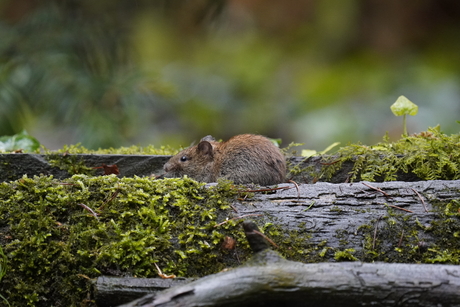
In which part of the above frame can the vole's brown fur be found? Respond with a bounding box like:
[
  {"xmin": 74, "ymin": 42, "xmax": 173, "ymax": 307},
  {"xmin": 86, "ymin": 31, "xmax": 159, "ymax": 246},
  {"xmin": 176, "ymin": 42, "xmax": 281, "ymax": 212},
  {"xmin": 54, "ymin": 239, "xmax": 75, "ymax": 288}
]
[{"xmin": 163, "ymin": 134, "xmax": 286, "ymax": 185}]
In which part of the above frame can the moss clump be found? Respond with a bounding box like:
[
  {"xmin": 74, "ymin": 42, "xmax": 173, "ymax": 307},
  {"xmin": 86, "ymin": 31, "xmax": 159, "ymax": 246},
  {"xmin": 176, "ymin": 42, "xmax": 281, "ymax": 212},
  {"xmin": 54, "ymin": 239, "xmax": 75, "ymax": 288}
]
[
  {"xmin": 355, "ymin": 199, "xmax": 460, "ymax": 264},
  {"xmin": 318, "ymin": 126, "xmax": 460, "ymax": 182},
  {"xmin": 0, "ymin": 175, "xmax": 248, "ymax": 306},
  {"xmin": 46, "ymin": 143, "xmax": 179, "ymax": 155},
  {"xmin": 334, "ymin": 249, "xmax": 358, "ymax": 261},
  {"xmin": 261, "ymin": 222, "xmax": 334, "ymax": 263},
  {"xmin": 46, "ymin": 153, "xmax": 96, "ymax": 176}
]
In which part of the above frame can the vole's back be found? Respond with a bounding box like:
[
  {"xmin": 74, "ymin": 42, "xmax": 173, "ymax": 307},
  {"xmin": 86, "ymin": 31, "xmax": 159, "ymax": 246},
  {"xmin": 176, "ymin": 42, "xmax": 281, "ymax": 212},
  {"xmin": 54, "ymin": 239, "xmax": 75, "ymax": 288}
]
[{"xmin": 213, "ymin": 134, "xmax": 286, "ymax": 185}]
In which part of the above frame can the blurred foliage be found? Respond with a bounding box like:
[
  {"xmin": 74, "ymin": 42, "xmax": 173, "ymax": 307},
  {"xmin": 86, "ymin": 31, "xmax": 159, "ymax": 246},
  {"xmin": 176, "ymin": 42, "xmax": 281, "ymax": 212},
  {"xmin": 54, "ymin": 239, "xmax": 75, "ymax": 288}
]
[
  {"xmin": 0, "ymin": 130, "xmax": 40, "ymax": 152},
  {"xmin": 49, "ymin": 143, "xmax": 178, "ymax": 155},
  {"xmin": 0, "ymin": 0, "xmax": 459, "ymax": 150}
]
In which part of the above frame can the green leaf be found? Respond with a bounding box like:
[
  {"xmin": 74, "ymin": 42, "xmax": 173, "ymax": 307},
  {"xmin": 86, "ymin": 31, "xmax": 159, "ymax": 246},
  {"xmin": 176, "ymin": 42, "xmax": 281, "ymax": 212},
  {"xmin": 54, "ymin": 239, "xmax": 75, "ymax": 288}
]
[
  {"xmin": 390, "ymin": 95, "xmax": 418, "ymax": 116},
  {"xmin": 0, "ymin": 130, "xmax": 40, "ymax": 152}
]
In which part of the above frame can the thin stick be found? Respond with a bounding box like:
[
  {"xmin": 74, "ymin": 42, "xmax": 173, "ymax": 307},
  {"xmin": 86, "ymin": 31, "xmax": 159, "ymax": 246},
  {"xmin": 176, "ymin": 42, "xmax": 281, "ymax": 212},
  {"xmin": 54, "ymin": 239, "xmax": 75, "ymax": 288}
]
[
  {"xmin": 362, "ymin": 182, "xmax": 391, "ymax": 198},
  {"xmin": 398, "ymin": 229, "xmax": 405, "ymax": 248},
  {"xmin": 385, "ymin": 203, "xmax": 414, "ymax": 213},
  {"xmin": 154, "ymin": 262, "xmax": 176, "ymax": 279},
  {"xmin": 77, "ymin": 203, "xmax": 99, "ymax": 220},
  {"xmin": 411, "ymin": 188, "xmax": 428, "ymax": 213},
  {"xmin": 253, "ymin": 230, "xmax": 278, "ymax": 248},
  {"xmin": 243, "ymin": 186, "xmax": 293, "ymax": 193},
  {"xmin": 373, "ymin": 216, "xmax": 382, "ymax": 250},
  {"xmin": 288, "ymin": 180, "xmax": 301, "ymax": 199},
  {"xmin": 100, "ymin": 185, "xmax": 121, "ymax": 209}
]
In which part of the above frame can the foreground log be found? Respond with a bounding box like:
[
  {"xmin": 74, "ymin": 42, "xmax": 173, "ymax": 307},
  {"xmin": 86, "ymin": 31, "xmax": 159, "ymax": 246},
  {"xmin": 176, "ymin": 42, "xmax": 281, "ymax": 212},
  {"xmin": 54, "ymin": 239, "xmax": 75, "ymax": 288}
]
[
  {"xmin": 230, "ymin": 179, "xmax": 460, "ymax": 252},
  {"xmin": 95, "ymin": 277, "xmax": 194, "ymax": 307},
  {"xmin": 92, "ymin": 180, "xmax": 460, "ymax": 305},
  {"xmin": 117, "ymin": 259, "xmax": 460, "ymax": 307},
  {"xmin": 114, "ymin": 221, "xmax": 460, "ymax": 307}
]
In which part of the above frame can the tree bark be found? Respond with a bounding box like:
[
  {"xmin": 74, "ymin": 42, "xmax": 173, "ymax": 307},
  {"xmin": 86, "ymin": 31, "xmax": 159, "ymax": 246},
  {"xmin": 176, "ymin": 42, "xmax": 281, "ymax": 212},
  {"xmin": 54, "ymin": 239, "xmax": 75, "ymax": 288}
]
[
  {"xmin": 92, "ymin": 179, "xmax": 460, "ymax": 306},
  {"xmin": 110, "ymin": 251, "xmax": 460, "ymax": 307},
  {"xmin": 228, "ymin": 179, "xmax": 460, "ymax": 249}
]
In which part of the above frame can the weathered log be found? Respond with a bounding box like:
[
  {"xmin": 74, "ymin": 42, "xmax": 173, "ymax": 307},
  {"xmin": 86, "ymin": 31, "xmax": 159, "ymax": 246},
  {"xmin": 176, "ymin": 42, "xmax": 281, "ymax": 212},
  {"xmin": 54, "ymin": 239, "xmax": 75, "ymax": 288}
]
[
  {"xmin": 229, "ymin": 179, "xmax": 460, "ymax": 252},
  {"xmin": 0, "ymin": 154, "xmax": 170, "ymax": 182},
  {"xmin": 95, "ymin": 276, "xmax": 194, "ymax": 307},
  {"xmin": 113, "ymin": 221, "xmax": 460, "ymax": 307},
  {"xmin": 92, "ymin": 180, "xmax": 460, "ymax": 306},
  {"xmin": 116, "ymin": 255, "xmax": 460, "ymax": 307},
  {"xmin": 0, "ymin": 154, "xmax": 419, "ymax": 183}
]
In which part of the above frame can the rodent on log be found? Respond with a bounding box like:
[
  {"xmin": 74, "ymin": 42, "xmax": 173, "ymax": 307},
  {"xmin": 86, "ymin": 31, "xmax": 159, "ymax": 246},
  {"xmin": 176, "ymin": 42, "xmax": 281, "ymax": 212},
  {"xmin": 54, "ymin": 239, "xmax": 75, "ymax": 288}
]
[{"xmin": 163, "ymin": 134, "xmax": 286, "ymax": 185}]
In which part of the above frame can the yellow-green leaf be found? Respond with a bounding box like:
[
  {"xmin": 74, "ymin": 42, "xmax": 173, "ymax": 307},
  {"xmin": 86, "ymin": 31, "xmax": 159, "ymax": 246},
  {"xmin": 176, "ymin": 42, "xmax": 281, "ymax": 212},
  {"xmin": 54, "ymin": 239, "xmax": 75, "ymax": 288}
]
[{"xmin": 391, "ymin": 95, "xmax": 418, "ymax": 116}]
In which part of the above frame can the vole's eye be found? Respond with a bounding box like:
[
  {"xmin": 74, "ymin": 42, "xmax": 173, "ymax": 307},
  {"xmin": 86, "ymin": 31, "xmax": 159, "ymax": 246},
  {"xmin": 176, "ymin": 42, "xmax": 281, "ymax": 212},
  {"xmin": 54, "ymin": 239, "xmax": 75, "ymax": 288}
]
[{"xmin": 180, "ymin": 156, "xmax": 188, "ymax": 162}]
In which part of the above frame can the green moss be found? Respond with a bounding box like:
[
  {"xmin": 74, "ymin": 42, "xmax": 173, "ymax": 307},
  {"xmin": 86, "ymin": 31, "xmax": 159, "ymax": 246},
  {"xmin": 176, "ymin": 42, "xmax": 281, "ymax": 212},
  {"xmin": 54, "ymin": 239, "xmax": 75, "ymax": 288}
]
[
  {"xmin": 334, "ymin": 248, "xmax": 358, "ymax": 261},
  {"xmin": 353, "ymin": 196, "xmax": 460, "ymax": 264},
  {"xmin": 46, "ymin": 143, "xmax": 178, "ymax": 155},
  {"xmin": 46, "ymin": 153, "xmax": 96, "ymax": 175},
  {"xmin": 0, "ymin": 175, "xmax": 249, "ymax": 306},
  {"xmin": 291, "ymin": 126, "xmax": 460, "ymax": 182},
  {"xmin": 260, "ymin": 222, "xmax": 335, "ymax": 263}
]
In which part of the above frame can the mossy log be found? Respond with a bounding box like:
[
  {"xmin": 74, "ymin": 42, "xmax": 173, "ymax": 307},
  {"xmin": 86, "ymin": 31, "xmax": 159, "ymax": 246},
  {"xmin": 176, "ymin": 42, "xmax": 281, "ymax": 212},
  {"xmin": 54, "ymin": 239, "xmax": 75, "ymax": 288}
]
[
  {"xmin": 113, "ymin": 252, "xmax": 460, "ymax": 307},
  {"xmin": 93, "ymin": 180, "xmax": 460, "ymax": 306},
  {"xmin": 230, "ymin": 179, "xmax": 460, "ymax": 251},
  {"xmin": 0, "ymin": 154, "xmax": 170, "ymax": 182},
  {"xmin": 0, "ymin": 154, "xmax": 420, "ymax": 183}
]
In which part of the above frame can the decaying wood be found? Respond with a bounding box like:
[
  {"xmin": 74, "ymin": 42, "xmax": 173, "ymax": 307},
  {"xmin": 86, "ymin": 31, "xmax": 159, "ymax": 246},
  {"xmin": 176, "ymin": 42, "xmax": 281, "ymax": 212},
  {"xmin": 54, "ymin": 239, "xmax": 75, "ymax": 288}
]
[
  {"xmin": 95, "ymin": 276, "xmax": 193, "ymax": 307},
  {"xmin": 92, "ymin": 180, "xmax": 460, "ymax": 306},
  {"xmin": 229, "ymin": 179, "xmax": 460, "ymax": 249},
  {"xmin": 114, "ymin": 221, "xmax": 460, "ymax": 307},
  {"xmin": 117, "ymin": 257, "xmax": 460, "ymax": 307}
]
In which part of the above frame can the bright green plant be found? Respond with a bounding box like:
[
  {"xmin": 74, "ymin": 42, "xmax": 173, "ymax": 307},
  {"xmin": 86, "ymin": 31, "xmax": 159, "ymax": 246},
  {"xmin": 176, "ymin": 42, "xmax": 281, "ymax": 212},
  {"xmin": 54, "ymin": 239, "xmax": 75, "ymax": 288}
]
[
  {"xmin": 390, "ymin": 95, "xmax": 419, "ymax": 136},
  {"xmin": 0, "ymin": 130, "xmax": 40, "ymax": 153}
]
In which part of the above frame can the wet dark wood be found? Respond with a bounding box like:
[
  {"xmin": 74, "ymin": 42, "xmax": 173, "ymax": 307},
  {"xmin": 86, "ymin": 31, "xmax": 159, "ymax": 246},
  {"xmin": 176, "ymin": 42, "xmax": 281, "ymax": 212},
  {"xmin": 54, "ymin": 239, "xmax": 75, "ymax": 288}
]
[
  {"xmin": 228, "ymin": 179, "xmax": 460, "ymax": 249},
  {"xmin": 114, "ymin": 251, "xmax": 460, "ymax": 307}
]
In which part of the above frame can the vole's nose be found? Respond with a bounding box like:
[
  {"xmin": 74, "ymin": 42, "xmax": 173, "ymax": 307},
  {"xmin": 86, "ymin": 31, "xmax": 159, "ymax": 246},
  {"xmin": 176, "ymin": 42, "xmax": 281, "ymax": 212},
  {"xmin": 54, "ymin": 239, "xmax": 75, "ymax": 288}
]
[{"xmin": 163, "ymin": 163, "xmax": 171, "ymax": 172}]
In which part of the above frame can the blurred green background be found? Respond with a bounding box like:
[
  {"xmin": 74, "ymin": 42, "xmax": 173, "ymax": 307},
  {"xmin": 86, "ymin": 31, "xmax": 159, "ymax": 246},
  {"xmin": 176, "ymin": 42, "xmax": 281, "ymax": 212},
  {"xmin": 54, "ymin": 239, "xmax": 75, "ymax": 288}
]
[{"xmin": 1, "ymin": 0, "xmax": 459, "ymax": 150}]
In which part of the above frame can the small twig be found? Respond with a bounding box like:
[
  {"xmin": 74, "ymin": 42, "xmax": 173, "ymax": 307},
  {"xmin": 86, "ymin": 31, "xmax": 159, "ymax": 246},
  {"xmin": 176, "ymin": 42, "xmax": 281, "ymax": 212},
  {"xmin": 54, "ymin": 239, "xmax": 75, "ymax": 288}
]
[
  {"xmin": 373, "ymin": 215, "xmax": 383, "ymax": 250},
  {"xmin": 362, "ymin": 182, "xmax": 392, "ymax": 198},
  {"xmin": 230, "ymin": 204, "xmax": 239, "ymax": 213},
  {"xmin": 288, "ymin": 180, "xmax": 301, "ymax": 199},
  {"xmin": 214, "ymin": 214, "xmax": 263, "ymax": 227},
  {"xmin": 76, "ymin": 274, "xmax": 92, "ymax": 280},
  {"xmin": 411, "ymin": 188, "xmax": 428, "ymax": 213},
  {"xmin": 243, "ymin": 186, "xmax": 293, "ymax": 193},
  {"xmin": 398, "ymin": 229, "xmax": 405, "ymax": 248},
  {"xmin": 100, "ymin": 185, "xmax": 121, "ymax": 209},
  {"xmin": 253, "ymin": 230, "xmax": 278, "ymax": 248},
  {"xmin": 154, "ymin": 262, "xmax": 176, "ymax": 279},
  {"xmin": 77, "ymin": 203, "xmax": 99, "ymax": 220},
  {"xmin": 385, "ymin": 203, "xmax": 414, "ymax": 213}
]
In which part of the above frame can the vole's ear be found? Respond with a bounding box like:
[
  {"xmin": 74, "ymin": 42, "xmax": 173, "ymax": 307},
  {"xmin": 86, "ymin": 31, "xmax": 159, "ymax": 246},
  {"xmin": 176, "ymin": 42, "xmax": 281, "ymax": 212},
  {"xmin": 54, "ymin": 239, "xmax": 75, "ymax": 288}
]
[
  {"xmin": 200, "ymin": 135, "xmax": 216, "ymax": 142},
  {"xmin": 197, "ymin": 141, "xmax": 214, "ymax": 157}
]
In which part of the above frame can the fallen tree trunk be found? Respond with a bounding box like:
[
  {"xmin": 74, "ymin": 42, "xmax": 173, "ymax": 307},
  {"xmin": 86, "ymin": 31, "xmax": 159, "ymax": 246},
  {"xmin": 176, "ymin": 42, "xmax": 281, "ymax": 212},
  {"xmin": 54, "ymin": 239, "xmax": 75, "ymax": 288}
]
[
  {"xmin": 110, "ymin": 221, "xmax": 460, "ymax": 307},
  {"xmin": 91, "ymin": 180, "xmax": 460, "ymax": 306},
  {"xmin": 116, "ymin": 257, "xmax": 460, "ymax": 307},
  {"xmin": 228, "ymin": 179, "xmax": 460, "ymax": 251}
]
